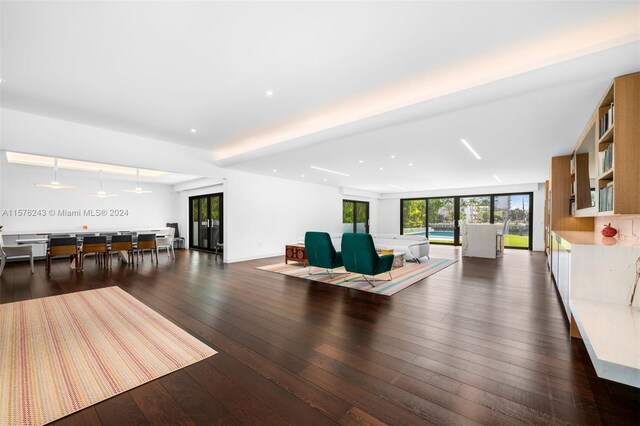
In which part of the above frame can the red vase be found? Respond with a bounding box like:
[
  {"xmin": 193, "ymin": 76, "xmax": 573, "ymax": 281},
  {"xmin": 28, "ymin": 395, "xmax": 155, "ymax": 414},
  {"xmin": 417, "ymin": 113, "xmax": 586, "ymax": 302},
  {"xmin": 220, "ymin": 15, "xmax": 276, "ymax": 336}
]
[{"xmin": 601, "ymin": 223, "xmax": 618, "ymax": 237}]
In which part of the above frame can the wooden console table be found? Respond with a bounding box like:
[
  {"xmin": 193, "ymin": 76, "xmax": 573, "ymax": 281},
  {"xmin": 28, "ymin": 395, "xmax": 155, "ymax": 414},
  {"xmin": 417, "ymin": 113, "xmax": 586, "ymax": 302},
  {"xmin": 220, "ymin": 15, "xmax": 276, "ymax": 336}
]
[{"xmin": 285, "ymin": 244, "xmax": 307, "ymax": 266}]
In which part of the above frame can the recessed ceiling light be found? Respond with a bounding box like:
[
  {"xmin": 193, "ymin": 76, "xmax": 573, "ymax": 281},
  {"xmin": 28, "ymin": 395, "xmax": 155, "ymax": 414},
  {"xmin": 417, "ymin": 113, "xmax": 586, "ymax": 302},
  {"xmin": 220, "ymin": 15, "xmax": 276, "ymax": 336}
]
[
  {"xmin": 408, "ymin": 163, "xmax": 414, "ymax": 167},
  {"xmin": 358, "ymin": 160, "xmax": 364, "ymax": 164},
  {"xmin": 266, "ymin": 90, "xmax": 274, "ymax": 97},
  {"xmin": 390, "ymin": 155, "xmax": 396, "ymax": 159},
  {"xmin": 190, "ymin": 128, "xmax": 197, "ymax": 133},
  {"xmin": 310, "ymin": 165, "xmax": 350, "ymax": 177},
  {"xmin": 379, "ymin": 167, "xmax": 384, "ymax": 171},
  {"xmin": 323, "ymin": 178, "xmax": 328, "ymax": 182},
  {"xmin": 300, "ymin": 174, "xmax": 305, "ymax": 178},
  {"xmin": 272, "ymin": 169, "xmax": 278, "ymax": 173},
  {"xmin": 493, "ymin": 174, "xmax": 502, "ymax": 183},
  {"xmin": 460, "ymin": 138, "xmax": 481, "ymax": 160}
]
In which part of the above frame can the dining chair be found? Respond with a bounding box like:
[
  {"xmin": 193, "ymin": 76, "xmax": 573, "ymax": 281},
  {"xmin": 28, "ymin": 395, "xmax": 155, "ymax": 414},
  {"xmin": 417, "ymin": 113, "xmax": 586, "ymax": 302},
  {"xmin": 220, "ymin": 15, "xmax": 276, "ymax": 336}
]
[
  {"xmin": 0, "ymin": 233, "xmax": 35, "ymax": 277},
  {"xmin": 47, "ymin": 237, "xmax": 79, "ymax": 275},
  {"xmin": 156, "ymin": 227, "xmax": 175, "ymax": 259},
  {"xmin": 166, "ymin": 223, "xmax": 185, "ymax": 249},
  {"xmin": 80, "ymin": 235, "xmax": 109, "ymax": 270},
  {"xmin": 109, "ymin": 234, "xmax": 135, "ymax": 266},
  {"xmin": 496, "ymin": 219, "xmax": 510, "ymax": 257},
  {"xmin": 137, "ymin": 233, "xmax": 158, "ymax": 263}
]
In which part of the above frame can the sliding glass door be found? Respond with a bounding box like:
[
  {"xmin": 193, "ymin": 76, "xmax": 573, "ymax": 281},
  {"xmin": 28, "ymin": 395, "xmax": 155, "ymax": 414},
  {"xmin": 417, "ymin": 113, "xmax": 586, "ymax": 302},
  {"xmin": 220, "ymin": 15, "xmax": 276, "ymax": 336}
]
[
  {"xmin": 428, "ymin": 198, "xmax": 455, "ymax": 244},
  {"xmin": 343, "ymin": 200, "xmax": 369, "ymax": 233},
  {"xmin": 189, "ymin": 193, "xmax": 223, "ymax": 251},
  {"xmin": 493, "ymin": 194, "xmax": 531, "ymax": 248},
  {"xmin": 401, "ymin": 192, "xmax": 533, "ymax": 249}
]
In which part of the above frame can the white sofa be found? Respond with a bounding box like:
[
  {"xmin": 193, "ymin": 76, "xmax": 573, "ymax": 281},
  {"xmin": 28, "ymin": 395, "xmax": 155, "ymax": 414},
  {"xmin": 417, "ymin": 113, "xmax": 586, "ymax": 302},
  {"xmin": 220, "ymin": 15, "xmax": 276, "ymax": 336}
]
[
  {"xmin": 320, "ymin": 233, "xmax": 430, "ymax": 262},
  {"xmin": 370, "ymin": 234, "xmax": 430, "ymax": 262}
]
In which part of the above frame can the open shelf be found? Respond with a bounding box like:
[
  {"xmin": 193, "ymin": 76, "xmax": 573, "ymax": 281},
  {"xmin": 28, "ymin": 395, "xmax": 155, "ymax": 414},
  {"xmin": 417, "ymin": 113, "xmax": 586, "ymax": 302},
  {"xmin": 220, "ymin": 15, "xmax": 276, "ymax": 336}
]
[
  {"xmin": 598, "ymin": 125, "xmax": 614, "ymax": 145},
  {"xmin": 598, "ymin": 168, "xmax": 614, "ymax": 181}
]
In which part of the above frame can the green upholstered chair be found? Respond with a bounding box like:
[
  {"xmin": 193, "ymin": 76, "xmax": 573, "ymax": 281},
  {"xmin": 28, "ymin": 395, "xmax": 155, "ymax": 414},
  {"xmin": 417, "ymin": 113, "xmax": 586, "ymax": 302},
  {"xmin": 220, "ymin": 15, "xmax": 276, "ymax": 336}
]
[
  {"xmin": 304, "ymin": 231, "xmax": 344, "ymax": 277},
  {"xmin": 341, "ymin": 233, "xmax": 394, "ymax": 286}
]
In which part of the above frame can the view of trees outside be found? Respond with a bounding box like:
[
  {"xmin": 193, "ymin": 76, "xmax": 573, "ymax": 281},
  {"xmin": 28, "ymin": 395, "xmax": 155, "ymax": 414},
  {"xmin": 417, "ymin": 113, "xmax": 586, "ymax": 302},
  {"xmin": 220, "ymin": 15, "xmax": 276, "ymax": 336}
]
[
  {"xmin": 459, "ymin": 196, "xmax": 490, "ymax": 223},
  {"xmin": 343, "ymin": 201, "xmax": 368, "ymax": 233},
  {"xmin": 428, "ymin": 198, "xmax": 454, "ymax": 243},
  {"xmin": 494, "ymin": 194, "xmax": 529, "ymax": 248},
  {"xmin": 402, "ymin": 199, "xmax": 426, "ymax": 235},
  {"xmin": 401, "ymin": 193, "xmax": 531, "ymax": 248}
]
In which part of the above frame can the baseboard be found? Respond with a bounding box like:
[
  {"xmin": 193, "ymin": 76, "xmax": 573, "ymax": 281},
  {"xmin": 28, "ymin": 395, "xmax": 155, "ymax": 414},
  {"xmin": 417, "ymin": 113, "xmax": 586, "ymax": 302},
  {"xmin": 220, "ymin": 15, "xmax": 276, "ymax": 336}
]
[{"xmin": 225, "ymin": 252, "xmax": 282, "ymax": 263}]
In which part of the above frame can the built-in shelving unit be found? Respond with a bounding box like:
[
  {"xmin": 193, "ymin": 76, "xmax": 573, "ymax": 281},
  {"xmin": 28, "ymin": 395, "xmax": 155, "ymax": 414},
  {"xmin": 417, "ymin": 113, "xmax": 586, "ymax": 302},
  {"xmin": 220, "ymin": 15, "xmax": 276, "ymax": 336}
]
[
  {"xmin": 544, "ymin": 73, "xmax": 640, "ymax": 389},
  {"xmin": 565, "ymin": 73, "xmax": 640, "ymax": 217}
]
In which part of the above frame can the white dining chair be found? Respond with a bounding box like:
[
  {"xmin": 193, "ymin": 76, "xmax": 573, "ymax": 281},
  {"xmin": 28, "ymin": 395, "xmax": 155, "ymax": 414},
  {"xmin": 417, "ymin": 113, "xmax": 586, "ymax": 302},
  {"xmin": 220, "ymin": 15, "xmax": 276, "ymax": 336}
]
[
  {"xmin": 156, "ymin": 227, "xmax": 175, "ymax": 259},
  {"xmin": 0, "ymin": 232, "xmax": 35, "ymax": 276}
]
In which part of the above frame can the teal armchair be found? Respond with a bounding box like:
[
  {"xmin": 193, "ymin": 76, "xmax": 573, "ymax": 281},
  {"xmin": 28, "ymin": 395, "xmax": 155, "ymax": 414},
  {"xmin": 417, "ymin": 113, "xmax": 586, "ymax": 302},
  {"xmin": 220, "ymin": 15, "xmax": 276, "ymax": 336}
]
[
  {"xmin": 341, "ymin": 233, "xmax": 394, "ymax": 286},
  {"xmin": 305, "ymin": 231, "xmax": 343, "ymax": 277}
]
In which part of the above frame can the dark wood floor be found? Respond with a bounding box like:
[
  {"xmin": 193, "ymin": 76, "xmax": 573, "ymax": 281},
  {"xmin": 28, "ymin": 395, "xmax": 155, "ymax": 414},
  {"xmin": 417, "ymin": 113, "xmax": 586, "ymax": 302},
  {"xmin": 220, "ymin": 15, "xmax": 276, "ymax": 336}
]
[{"xmin": 1, "ymin": 247, "xmax": 639, "ymax": 425}]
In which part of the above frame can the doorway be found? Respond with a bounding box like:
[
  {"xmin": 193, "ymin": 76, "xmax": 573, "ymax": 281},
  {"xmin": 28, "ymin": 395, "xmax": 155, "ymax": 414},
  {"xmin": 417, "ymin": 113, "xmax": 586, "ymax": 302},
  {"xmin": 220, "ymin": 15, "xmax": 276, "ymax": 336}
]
[{"xmin": 189, "ymin": 193, "xmax": 223, "ymax": 251}]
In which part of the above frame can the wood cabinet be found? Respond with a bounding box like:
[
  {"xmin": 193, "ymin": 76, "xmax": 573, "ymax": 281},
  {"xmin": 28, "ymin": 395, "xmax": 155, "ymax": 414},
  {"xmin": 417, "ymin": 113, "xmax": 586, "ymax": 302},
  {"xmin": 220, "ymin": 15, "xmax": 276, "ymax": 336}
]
[
  {"xmin": 548, "ymin": 155, "xmax": 594, "ymax": 232},
  {"xmin": 285, "ymin": 244, "xmax": 307, "ymax": 266}
]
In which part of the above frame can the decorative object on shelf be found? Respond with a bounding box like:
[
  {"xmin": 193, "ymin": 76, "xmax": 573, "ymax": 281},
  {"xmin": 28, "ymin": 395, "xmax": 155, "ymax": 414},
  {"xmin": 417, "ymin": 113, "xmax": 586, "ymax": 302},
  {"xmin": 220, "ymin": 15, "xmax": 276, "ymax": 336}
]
[
  {"xmin": 601, "ymin": 223, "xmax": 618, "ymax": 237},
  {"xmin": 629, "ymin": 257, "xmax": 640, "ymax": 306}
]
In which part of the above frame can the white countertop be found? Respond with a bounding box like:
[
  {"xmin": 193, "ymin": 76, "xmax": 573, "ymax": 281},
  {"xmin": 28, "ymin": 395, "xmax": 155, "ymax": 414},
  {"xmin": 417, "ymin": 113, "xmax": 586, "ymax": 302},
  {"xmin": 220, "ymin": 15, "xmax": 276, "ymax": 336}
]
[
  {"xmin": 552, "ymin": 230, "xmax": 640, "ymax": 247},
  {"xmin": 570, "ymin": 298, "xmax": 640, "ymax": 387}
]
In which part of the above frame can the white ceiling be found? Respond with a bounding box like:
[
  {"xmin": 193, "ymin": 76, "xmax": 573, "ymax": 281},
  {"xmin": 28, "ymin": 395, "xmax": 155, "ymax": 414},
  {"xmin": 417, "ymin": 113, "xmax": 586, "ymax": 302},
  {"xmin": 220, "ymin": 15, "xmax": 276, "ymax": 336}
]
[{"xmin": 1, "ymin": 1, "xmax": 639, "ymax": 193}]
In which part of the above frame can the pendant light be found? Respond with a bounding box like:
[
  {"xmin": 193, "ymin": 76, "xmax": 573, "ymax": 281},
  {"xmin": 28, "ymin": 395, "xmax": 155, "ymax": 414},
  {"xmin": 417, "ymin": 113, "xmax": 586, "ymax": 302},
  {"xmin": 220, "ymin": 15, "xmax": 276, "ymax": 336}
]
[
  {"xmin": 86, "ymin": 170, "xmax": 118, "ymax": 198},
  {"xmin": 123, "ymin": 168, "xmax": 152, "ymax": 194},
  {"xmin": 34, "ymin": 158, "xmax": 75, "ymax": 189}
]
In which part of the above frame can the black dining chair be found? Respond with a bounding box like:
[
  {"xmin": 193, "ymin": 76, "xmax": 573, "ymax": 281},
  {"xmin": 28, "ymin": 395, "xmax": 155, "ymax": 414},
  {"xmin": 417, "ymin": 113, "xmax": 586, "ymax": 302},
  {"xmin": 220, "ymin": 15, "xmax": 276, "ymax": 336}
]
[
  {"xmin": 136, "ymin": 233, "xmax": 158, "ymax": 263},
  {"xmin": 110, "ymin": 234, "xmax": 135, "ymax": 266},
  {"xmin": 46, "ymin": 237, "xmax": 79, "ymax": 275},
  {"xmin": 80, "ymin": 236, "xmax": 109, "ymax": 270}
]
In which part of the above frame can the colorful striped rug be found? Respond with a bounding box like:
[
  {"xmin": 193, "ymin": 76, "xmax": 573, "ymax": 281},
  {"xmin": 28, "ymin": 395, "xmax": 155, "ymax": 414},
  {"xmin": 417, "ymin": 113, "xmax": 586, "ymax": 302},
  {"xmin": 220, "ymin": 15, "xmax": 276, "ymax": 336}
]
[
  {"xmin": 0, "ymin": 287, "xmax": 217, "ymax": 426},
  {"xmin": 257, "ymin": 258, "xmax": 457, "ymax": 296}
]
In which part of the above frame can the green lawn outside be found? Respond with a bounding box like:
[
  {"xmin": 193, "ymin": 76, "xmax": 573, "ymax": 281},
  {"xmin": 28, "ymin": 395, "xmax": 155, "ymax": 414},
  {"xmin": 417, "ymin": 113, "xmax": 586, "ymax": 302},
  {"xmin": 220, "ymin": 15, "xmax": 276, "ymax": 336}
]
[{"xmin": 504, "ymin": 234, "xmax": 529, "ymax": 248}]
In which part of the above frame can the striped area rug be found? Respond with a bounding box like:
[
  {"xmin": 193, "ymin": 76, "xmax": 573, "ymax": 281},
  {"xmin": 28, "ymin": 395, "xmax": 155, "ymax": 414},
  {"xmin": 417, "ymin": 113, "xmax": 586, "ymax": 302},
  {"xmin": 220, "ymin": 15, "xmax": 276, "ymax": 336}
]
[
  {"xmin": 0, "ymin": 287, "xmax": 217, "ymax": 426},
  {"xmin": 257, "ymin": 258, "xmax": 457, "ymax": 296}
]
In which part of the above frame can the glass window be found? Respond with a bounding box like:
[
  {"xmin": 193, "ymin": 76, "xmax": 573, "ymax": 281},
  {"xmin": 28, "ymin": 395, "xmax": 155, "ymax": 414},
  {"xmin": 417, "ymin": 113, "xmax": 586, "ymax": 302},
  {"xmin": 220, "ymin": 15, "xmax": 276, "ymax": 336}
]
[
  {"xmin": 402, "ymin": 199, "xmax": 426, "ymax": 235},
  {"xmin": 428, "ymin": 198, "xmax": 455, "ymax": 244},
  {"xmin": 494, "ymin": 194, "xmax": 530, "ymax": 248}
]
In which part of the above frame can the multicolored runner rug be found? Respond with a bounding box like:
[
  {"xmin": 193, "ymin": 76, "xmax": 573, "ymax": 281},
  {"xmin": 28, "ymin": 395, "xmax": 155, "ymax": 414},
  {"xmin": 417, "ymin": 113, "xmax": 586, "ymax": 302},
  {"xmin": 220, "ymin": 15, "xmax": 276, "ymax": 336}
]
[
  {"xmin": 0, "ymin": 287, "xmax": 217, "ymax": 426},
  {"xmin": 258, "ymin": 258, "xmax": 457, "ymax": 296}
]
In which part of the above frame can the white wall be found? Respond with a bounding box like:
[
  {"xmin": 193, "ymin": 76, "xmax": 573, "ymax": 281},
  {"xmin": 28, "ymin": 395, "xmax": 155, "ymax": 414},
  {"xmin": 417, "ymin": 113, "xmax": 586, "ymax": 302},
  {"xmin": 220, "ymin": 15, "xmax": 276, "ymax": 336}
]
[
  {"xmin": 376, "ymin": 182, "xmax": 546, "ymax": 251},
  {"xmin": 223, "ymin": 170, "xmax": 341, "ymax": 262},
  {"xmin": 0, "ymin": 160, "xmax": 178, "ymax": 233}
]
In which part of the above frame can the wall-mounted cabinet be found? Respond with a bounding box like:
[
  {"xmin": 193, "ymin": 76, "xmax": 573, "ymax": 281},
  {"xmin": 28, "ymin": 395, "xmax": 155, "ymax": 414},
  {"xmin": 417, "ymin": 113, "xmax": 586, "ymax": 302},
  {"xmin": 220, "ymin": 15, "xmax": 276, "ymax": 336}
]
[{"xmin": 569, "ymin": 73, "xmax": 640, "ymax": 216}]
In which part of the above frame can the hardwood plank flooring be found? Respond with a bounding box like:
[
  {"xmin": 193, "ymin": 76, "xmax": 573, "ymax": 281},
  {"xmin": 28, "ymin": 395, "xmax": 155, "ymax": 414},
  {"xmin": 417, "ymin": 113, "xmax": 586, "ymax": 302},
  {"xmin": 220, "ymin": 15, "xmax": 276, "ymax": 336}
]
[{"xmin": 1, "ymin": 246, "xmax": 638, "ymax": 425}]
